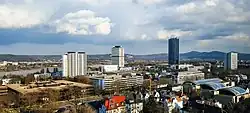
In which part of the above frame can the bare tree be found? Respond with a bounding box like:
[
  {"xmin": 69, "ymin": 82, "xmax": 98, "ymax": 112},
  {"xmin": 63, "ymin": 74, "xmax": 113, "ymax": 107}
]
[
  {"xmin": 39, "ymin": 89, "xmax": 60, "ymax": 103},
  {"xmin": 76, "ymin": 76, "xmax": 92, "ymax": 84},
  {"xmin": 77, "ymin": 104, "xmax": 95, "ymax": 113},
  {"xmin": 24, "ymin": 75, "xmax": 35, "ymax": 84},
  {"xmin": 0, "ymin": 108, "xmax": 19, "ymax": 113},
  {"xmin": 143, "ymin": 79, "xmax": 151, "ymax": 90},
  {"xmin": 112, "ymin": 80, "xmax": 122, "ymax": 95},
  {"xmin": 20, "ymin": 92, "xmax": 39, "ymax": 107}
]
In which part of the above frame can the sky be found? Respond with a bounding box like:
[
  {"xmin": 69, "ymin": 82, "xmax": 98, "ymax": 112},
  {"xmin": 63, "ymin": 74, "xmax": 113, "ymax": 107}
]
[{"xmin": 0, "ymin": 0, "xmax": 250, "ymax": 55}]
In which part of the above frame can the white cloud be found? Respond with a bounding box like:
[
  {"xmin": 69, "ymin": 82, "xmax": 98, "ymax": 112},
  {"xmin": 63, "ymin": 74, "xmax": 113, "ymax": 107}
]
[
  {"xmin": 133, "ymin": 0, "xmax": 163, "ymax": 5},
  {"xmin": 157, "ymin": 29, "xmax": 192, "ymax": 40},
  {"xmin": 176, "ymin": 2, "xmax": 197, "ymax": 14},
  {"xmin": 0, "ymin": 43, "xmax": 111, "ymax": 55},
  {"xmin": 142, "ymin": 0, "xmax": 163, "ymax": 5},
  {"xmin": 0, "ymin": 0, "xmax": 250, "ymax": 53},
  {"xmin": 205, "ymin": 0, "xmax": 217, "ymax": 6},
  {"xmin": 0, "ymin": 4, "xmax": 46, "ymax": 28},
  {"xmin": 219, "ymin": 33, "xmax": 250, "ymax": 42},
  {"xmin": 197, "ymin": 40, "xmax": 213, "ymax": 47},
  {"xmin": 196, "ymin": 33, "xmax": 250, "ymax": 52},
  {"xmin": 24, "ymin": 0, "xmax": 34, "ymax": 4},
  {"xmin": 78, "ymin": 0, "xmax": 111, "ymax": 5},
  {"xmin": 52, "ymin": 10, "xmax": 113, "ymax": 35},
  {"xmin": 175, "ymin": 0, "xmax": 250, "ymax": 24}
]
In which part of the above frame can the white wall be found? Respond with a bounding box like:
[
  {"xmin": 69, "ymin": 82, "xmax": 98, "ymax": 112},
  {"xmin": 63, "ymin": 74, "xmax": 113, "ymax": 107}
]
[{"xmin": 102, "ymin": 65, "xmax": 118, "ymax": 72}]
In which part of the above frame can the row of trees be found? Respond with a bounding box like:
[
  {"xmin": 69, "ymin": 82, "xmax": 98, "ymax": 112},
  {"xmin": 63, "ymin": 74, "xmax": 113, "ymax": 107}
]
[
  {"xmin": 19, "ymin": 86, "xmax": 86, "ymax": 107},
  {"xmin": 67, "ymin": 76, "xmax": 92, "ymax": 84}
]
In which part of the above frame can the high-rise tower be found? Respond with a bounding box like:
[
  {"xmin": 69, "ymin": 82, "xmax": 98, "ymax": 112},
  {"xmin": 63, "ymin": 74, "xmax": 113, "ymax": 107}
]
[
  {"xmin": 111, "ymin": 46, "xmax": 124, "ymax": 68},
  {"xmin": 168, "ymin": 37, "xmax": 179, "ymax": 66},
  {"xmin": 224, "ymin": 52, "xmax": 238, "ymax": 70},
  {"xmin": 63, "ymin": 52, "xmax": 87, "ymax": 78}
]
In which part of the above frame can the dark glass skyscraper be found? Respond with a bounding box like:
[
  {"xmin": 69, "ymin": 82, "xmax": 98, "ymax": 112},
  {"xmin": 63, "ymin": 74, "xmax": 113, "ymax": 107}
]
[{"xmin": 168, "ymin": 37, "xmax": 179, "ymax": 65}]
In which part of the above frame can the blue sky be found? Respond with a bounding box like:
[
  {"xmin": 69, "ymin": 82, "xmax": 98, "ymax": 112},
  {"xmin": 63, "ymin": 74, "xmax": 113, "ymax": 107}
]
[{"xmin": 0, "ymin": 0, "xmax": 250, "ymax": 55}]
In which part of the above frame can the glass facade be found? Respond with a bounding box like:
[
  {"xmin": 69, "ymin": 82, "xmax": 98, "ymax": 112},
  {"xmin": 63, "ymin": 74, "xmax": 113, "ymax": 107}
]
[{"xmin": 168, "ymin": 38, "xmax": 179, "ymax": 65}]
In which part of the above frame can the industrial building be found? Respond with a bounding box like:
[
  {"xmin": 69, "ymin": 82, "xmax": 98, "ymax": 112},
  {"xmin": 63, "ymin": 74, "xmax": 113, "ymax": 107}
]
[{"xmin": 63, "ymin": 52, "xmax": 87, "ymax": 78}]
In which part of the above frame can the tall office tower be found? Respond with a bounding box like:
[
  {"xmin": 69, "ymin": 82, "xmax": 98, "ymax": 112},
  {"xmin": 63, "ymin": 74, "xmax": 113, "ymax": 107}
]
[
  {"xmin": 168, "ymin": 37, "xmax": 180, "ymax": 67},
  {"xmin": 63, "ymin": 52, "xmax": 87, "ymax": 78},
  {"xmin": 224, "ymin": 52, "xmax": 238, "ymax": 70},
  {"xmin": 111, "ymin": 46, "xmax": 125, "ymax": 68}
]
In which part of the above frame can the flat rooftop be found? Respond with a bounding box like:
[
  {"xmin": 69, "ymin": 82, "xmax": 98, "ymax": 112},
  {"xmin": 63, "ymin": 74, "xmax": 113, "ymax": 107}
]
[{"xmin": 6, "ymin": 80, "xmax": 92, "ymax": 94}]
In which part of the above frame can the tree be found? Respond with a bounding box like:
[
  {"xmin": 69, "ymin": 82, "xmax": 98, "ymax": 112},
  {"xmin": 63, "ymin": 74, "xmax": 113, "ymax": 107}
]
[
  {"xmin": 71, "ymin": 86, "xmax": 83, "ymax": 98},
  {"xmin": 231, "ymin": 98, "xmax": 250, "ymax": 113},
  {"xmin": 60, "ymin": 86, "xmax": 83, "ymax": 101},
  {"xmin": 20, "ymin": 92, "xmax": 39, "ymax": 107},
  {"xmin": 46, "ymin": 68, "xmax": 50, "ymax": 73},
  {"xmin": 0, "ymin": 108, "xmax": 19, "ymax": 113},
  {"xmin": 53, "ymin": 68, "xmax": 58, "ymax": 72},
  {"xmin": 24, "ymin": 75, "xmax": 35, "ymax": 84},
  {"xmin": 2, "ymin": 75, "xmax": 7, "ymax": 79},
  {"xmin": 143, "ymin": 95, "xmax": 162, "ymax": 113},
  {"xmin": 76, "ymin": 76, "xmax": 92, "ymax": 84},
  {"xmin": 40, "ymin": 69, "xmax": 45, "ymax": 73},
  {"xmin": 77, "ymin": 104, "xmax": 95, "ymax": 113},
  {"xmin": 60, "ymin": 87, "xmax": 74, "ymax": 101},
  {"xmin": 143, "ymin": 79, "xmax": 151, "ymax": 90},
  {"xmin": 39, "ymin": 89, "xmax": 60, "ymax": 102},
  {"xmin": 113, "ymin": 80, "xmax": 122, "ymax": 95}
]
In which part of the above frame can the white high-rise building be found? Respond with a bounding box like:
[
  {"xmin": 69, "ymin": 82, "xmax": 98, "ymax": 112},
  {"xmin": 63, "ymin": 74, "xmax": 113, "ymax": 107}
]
[
  {"xmin": 111, "ymin": 46, "xmax": 124, "ymax": 68},
  {"xmin": 224, "ymin": 52, "xmax": 238, "ymax": 70},
  {"xmin": 63, "ymin": 52, "xmax": 87, "ymax": 78}
]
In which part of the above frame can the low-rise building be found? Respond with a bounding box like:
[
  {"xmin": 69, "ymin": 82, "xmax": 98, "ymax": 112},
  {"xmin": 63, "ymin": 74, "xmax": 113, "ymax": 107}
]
[
  {"xmin": 0, "ymin": 61, "xmax": 19, "ymax": 66},
  {"xmin": 0, "ymin": 86, "xmax": 8, "ymax": 96},
  {"xmin": 101, "ymin": 65, "xmax": 118, "ymax": 73},
  {"xmin": 1, "ymin": 79, "xmax": 11, "ymax": 86},
  {"xmin": 34, "ymin": 73, "xmax": 51, "ymax": 81},
  {"xmin": 0, "ymin": 78, "xmax": 21, "ymax": 86},
  {"xmin": 172, "ymin": 71, "xmax": 205, "ymax": 84},
  {"xmin": 104, "ymin": 96, "xmax": 126, "ymax": 113},
  {"xmin": 120, "ymin": 67, "xmax": 133, "ymax": 71},
  {"xmin": 126, "ymin": 100, "xmax": 143, "ymax": 113},
  {"xmin": 6, "ymin": 80, "xmax": 94, "ymax": 105},
  {"xmin": 126, "ymin": 92, "xmax": 143, "ymax": 113},
  {"xmin": 91, "ymin": 74, "xmax": 143, "ymax": 91}
]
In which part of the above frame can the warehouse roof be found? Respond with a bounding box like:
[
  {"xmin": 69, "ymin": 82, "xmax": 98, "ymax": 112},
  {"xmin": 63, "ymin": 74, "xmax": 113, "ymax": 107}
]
[
  {"xmin": 194, "ymin": 78, "xmax": 222, "ymax": 85},
  {"xmin": 200, "ymin": 82, "xmax": 226, "ymax": 90},
  {"xmin": 219, "ymin": 87, "xmax": 247, "ymax": 96}
]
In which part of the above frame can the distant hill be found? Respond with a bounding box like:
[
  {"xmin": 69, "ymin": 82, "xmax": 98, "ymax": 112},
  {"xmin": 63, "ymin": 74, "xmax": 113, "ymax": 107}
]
[
  {"xmin": 0, "ymin": 51, "xmax": 249, "ymax": 61},
  {"xmin": 181, "ymin": 51, "xmax": 226, "ymax": 60},
  {"xmin": 181, "ymin": 51, "xmax": 250, "ymax": 60},
  {"xmin": 0, "ymin": 54, "xmax": 61, "ymax": 62}
]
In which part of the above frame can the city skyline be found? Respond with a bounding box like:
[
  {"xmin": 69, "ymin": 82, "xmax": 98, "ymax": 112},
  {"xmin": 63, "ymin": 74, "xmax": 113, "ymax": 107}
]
[{"xmin": 0, "ymin": 0, "xmax": 250, "ymax": 55}]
